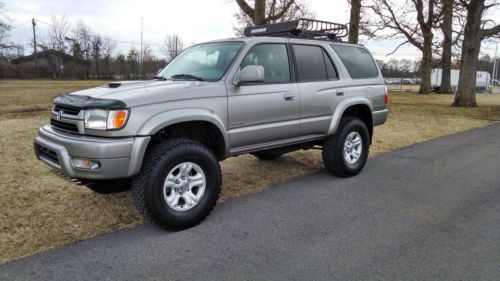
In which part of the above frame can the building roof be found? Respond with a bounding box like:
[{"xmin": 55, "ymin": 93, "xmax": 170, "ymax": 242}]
[{"xmin": 11, "ymin": 49, "xmax": 87, "ymax": 65}]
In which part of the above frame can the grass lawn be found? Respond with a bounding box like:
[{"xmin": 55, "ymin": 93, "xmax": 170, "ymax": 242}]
[{"xmin": 1, "ymin": 79, "xmax": 499, "ymax": 263}]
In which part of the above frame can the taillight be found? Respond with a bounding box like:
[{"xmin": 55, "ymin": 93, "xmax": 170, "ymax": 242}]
[{"xmin": 384, "ymin": 85, "xmax": 388, "ymax": 104}]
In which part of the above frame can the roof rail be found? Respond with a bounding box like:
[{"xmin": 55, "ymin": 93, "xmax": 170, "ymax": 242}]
[{"xmin": 243, "ymin": 18, "xmax": 348, "ymax": 42}]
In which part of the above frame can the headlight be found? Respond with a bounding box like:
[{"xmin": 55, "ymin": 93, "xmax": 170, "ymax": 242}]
[{"xmin": 84, "ymin": 109, "xmax": 129, "ymax": 130}]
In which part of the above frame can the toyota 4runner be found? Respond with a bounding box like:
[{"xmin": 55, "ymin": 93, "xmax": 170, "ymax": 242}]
[{"xmin": 34, "ymin": 19, "xmax": 388, "ymax": 229}]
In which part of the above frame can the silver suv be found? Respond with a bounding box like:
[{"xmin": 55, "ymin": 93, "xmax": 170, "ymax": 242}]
[{"xmin": 34, "ymin": 19, "xmax": 388, "ymax": 229}]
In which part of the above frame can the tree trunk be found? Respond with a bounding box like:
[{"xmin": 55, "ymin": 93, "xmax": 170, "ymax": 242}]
[
  {"xmin": 439, "ymin": 0, "xmax": 453, "ymax": 94},
  {"xmin": 348, "ymin": 0, "xmax": 362, "ymax": 44},
  {"xmin": 254, "ymin": 0, "xmax": 266, "ymax": 25},
  {"xmin": 452, "ymin": 0, "xmax": 484, "ymax": 107},
  {"xmin": 419, "ymin": 30, "xmax": 433, "ymax": 94}
]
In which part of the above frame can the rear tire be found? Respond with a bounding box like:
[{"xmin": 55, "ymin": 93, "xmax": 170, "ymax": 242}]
[
  {"xmin": 84, "ymin": 179, "xmax": 131, "ymax": 194},
  {"xmin": 251, "ymin": 149, "xmax": 284, "ymax": 161},
  {"xmin": 131, "ymin": 139, "xmax": 221, "ymax": 230},
  {"xmin": 322, "ymin": 117, "xmax": 369, "ymax": 177}
]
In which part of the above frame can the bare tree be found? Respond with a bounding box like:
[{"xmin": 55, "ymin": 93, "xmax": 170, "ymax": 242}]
[
  {"xmin": 0, "ymin": 2, "xmax": 23, "ymax": 58},
  {"xmin": 48, "ymin": 14, "xmax": 69, "ymax": 53},
  {"xmin": 91, "ymin": 35, "xmax": 103, "ymax": 78},
  {"xmin": 0, "ymin": 2, "xmax": 10, "ymax": 48},
  {"xmin": 74, "ymin": 21, "xmax": 92, "ymax": 78},
  {"xmin": 438, "ymin": 0, "xmax": 453, "ymax": 93},
  {"xmin": 101, "ymin": 36, "xmax": 115, "ymax": 78},
  {"xmin": 348, "ymin": 0, "xmax": 362, "ymax": 44},
  {"xmin": 452, "ymin": 0, "xmax": 500, "ymax": 107},
  {"xmin": 162, "ymin": 34, "xmax": 183, "ymax": 62},
  {"xmin": 364, "ymin": 0, "xmax": 440, "ymax": 94},
  {"xmin": 127, "ymin": 48, "xmax": 139, "ymax": 79},
  {"xmin": 234, "ymin": 0, "xmax": 313, "ymax": 35}
]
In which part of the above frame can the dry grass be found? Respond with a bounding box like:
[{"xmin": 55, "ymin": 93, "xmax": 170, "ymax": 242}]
[{"xmin": 1, "ymin": 80, "xmax": 499, "ymax": 264}]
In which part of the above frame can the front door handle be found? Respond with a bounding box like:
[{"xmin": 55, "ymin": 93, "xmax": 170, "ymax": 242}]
[{"xmin": 284, "ymin": 94, "xmax": 295, "ymax": 101}]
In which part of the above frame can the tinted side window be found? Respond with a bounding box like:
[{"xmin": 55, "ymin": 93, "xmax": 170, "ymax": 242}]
[
  {"xmin": 293, "ymin": 45, "xmax": 327, "ymax": 81},
  {"xmin": 331, "ymin": 45, "xmax": 378, "ymax": 79},
  {"xmin": 241, "ymin": 44, "xmax": 290, "ymax": 83},
  {"xmin": 323, "ymin": 50, "xmax": 338, "ymax": 79}
]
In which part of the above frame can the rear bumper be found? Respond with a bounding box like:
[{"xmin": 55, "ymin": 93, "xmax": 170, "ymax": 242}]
[
  {"xmin": 34, "ymin": 125, "xmax": 150, "ymax": 180},
  {"xmin": 372, "ymin": 108, "xmax": 388, "ymax": 126}
]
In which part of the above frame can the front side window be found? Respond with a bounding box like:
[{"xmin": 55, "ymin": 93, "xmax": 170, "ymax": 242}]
[
  {"xmin": 158, "ymin": 41, "xmax": 244, "ymax": 81},
  {"xmin": 293, "ymin": 45, "xmax": 338, "ymax": 81},
  {"xmin": 330, "ymin": 44, "xmax": 378, "ymax": 79},
  {"xmin": 240, "ymin": 44, "xmax": 291, "ymax": 83}
]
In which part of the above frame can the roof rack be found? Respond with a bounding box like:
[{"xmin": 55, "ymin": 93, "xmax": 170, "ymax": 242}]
[{"xmin": 243, "ymin": 18, "xmax": 348, "ymax": 41}]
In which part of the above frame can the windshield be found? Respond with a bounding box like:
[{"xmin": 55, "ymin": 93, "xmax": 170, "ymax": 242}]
[{"xmin": 157, "ymin": 41, "xmax": 244, "ymax": 81}]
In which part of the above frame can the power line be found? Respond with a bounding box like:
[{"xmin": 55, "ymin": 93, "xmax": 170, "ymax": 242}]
[
  {"xmin": 9, "ymin": 20, "xmax": 31, "ymax": 29},
  {"xmin": 34, "ymin": 18, "xmax": 195, "ymax": 48}
]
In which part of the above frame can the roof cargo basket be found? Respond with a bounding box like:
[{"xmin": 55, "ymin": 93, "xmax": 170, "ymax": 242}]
[{"xmin": 243, "ymin": 18, "xmax": 348, "ymax": 41}]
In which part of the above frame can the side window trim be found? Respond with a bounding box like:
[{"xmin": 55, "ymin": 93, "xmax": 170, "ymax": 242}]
[
  {"xmin": 322, "ymin": 48, "xmax": 340, "ymax": 81},
  {"xmin": 238, "ymin": 42, "xmax": 293, "ymax": 85},
  {"xmin": 291, "ymin": 43, "xmax": 340, "ymax": 82}
]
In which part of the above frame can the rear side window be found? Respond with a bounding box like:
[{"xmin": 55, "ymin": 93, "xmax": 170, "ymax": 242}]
[
  {"xmin": 331, "ymin": 45, "xmax": 378, "ymax": 79},
  {"xmin": 293, "ymin": 45, "xmax": 338, "ymax": 81}
]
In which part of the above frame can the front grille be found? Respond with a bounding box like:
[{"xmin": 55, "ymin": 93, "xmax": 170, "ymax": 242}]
[
  {"xmin": 54, "ymin": 105, "xmax": 80, "ymax": 116},
  {"xmin": 51, "ymin": 119, "xmax": 79, "ymax": 133},
  {"xmin": 36, "ymin": 144, "xmax": 59, "ymax": 164}
]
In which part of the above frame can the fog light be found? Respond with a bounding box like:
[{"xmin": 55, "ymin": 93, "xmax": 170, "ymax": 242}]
[{"xmin": 72, "ymin": 158, "xmax": 100, "ymax": 170}]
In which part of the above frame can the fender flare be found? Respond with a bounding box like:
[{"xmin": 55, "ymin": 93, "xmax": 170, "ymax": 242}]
[
  {"xmin": 327, "ymin": 97, "xmax": 373, "ymax": 135},
  {"xmin": 137, "ymin": 108, "xmax": 229, "ymax": 154}
]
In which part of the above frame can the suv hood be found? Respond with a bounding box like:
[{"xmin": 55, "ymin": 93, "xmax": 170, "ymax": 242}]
[{"xmin": 58, "ymin": 80, "xmax": 223, "ymax": 108}]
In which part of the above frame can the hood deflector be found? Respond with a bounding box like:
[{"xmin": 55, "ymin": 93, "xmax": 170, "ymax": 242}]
[
  {"xmin": 107, "ymin": 82, "xmax": 121, "ymax": 88},
  {"xmin": 53, "ymin": 94, "xmax": 127, "ymax": 109}
]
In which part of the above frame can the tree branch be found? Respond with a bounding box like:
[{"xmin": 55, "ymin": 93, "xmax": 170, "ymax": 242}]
[
  {"xmin": 481, "ymin": 24, "xmax": 500, "ymax": 39},
  {"xmin": 386, "ymin": 40, "xmax": 409, "ymax": 56},
  {"xmin": 235, "ymin": 0, "xmax": 254, "ymax": 19},
  {"xmin": 266, "ymin": 0, "xmax": 296, "ymax": 21}
]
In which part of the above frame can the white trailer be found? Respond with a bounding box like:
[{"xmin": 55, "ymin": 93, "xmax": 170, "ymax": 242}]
[{"xmin": 431, "ymin": 68, "xmax": 491, "ymax": 92}]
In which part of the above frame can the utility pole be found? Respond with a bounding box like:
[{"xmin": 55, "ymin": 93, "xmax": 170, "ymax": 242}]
[
  {"xmin": 140, "ymin": 17, "xmax": 143, "ymax": 80},
  {"xmin": 32, "ymin": 18, "xmax": 38, "ymax": 75}
]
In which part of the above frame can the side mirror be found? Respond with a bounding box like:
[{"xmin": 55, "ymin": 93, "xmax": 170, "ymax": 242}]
[{"xmin": 234, "ymin": 65, "xmax": 265, "ymax": 86}]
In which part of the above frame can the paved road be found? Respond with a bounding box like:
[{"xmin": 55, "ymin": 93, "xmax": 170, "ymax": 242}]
[{"xmin": 1, "ymin": 124, "xmax": 500, "ymax": 281}]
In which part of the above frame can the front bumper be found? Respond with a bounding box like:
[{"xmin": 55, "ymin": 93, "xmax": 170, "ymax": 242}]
[{"xmin": 34, "ymin": 125, "xmax": 150, "ymax": 180}]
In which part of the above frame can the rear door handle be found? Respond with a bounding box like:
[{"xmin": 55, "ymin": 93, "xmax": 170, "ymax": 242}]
[
  {"xmin": 284, "ymin": 94, "xmax": 295, "ymax": 101},
  {"xmin": 336, "ymin": 90, "xmax": 345, "ymax": 96}
]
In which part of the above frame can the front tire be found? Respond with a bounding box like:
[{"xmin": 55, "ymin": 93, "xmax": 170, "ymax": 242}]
[
  {"xmin": 132, "ymin": 139, "xmax": 221, "ymax": 230},
  {"xmin": 322, "ymin": 117, "xmax": 370, "ymax": 177}
]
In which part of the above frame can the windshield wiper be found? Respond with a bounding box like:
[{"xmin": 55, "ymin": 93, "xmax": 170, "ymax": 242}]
[
  {"xmin": 171, "ymin": 74, "xmax": 205, "ymax": 81},
  {"xmin": 152, "ymin": 76, "xmax": 167, "ymax": 80}
]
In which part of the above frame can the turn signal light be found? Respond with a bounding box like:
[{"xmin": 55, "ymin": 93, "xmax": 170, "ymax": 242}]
[{"xmin": 113, "ymin": 111, "xmax": 128, "ymax": 128}]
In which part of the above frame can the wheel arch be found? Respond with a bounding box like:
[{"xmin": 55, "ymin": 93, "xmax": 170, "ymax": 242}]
[
  {"xmin": 327, "ymin": 97, "xmax": 374, "ymax": 142},
  {"xmin": 138, "ymin": 109, "xmax": 229, "ymax": 159}
]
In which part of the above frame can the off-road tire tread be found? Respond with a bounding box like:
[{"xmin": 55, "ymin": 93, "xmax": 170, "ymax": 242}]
[
  {"xmin": 322, "ymin": 117, "xmax": 369, "ymax": 177},
  {"xmin": 131, "ymin": 138, "xmax": 221, "ymax": 230}
]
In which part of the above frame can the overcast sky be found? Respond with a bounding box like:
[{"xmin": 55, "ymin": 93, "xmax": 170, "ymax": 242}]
[{"xmin": 3, "ymin": 0, "xmax": 499, "ymax": 61}]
